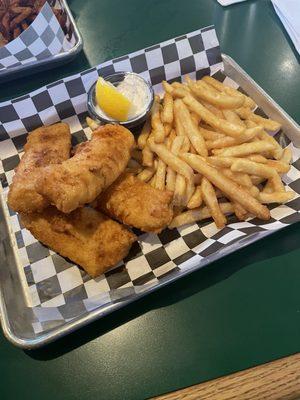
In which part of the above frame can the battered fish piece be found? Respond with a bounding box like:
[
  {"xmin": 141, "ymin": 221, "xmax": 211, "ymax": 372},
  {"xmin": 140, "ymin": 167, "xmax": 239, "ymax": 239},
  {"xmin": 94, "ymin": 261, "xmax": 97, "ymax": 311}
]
[
  {"xmin": 37, "ymin": 124, "xmax": 135, "ymax": 213},
  {"xmin": 7, "ymin": 123, "xmax": 71, "ymax": 214},
  {"xmin": 94, "ymin": 173, "xmax": 174, "ymax": 233},
  {"xmin": 21, "ymin": 207, "xmax": 136, "ymax": 278}
]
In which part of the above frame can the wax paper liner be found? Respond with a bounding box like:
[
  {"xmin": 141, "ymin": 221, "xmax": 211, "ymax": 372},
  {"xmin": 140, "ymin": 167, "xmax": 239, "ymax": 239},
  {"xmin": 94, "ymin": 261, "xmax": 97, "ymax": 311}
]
[
  {"xmin": 0, "ymin": 26, "xmax": 299, "ymax": 334},
  {"xmin": 0, "ymin": 1, "xmax": 76, "ymax": 71}
]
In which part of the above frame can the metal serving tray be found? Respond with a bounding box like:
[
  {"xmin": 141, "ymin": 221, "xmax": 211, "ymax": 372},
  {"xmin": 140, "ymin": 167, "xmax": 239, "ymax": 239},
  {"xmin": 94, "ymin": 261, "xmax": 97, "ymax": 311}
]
[
  {"xmin": 0, "ymin": 0, "xmax": 83, "ymax": 82},
  {"xmin": 0, "ymin": 54, "xmax": 299, "ymax": 349}
]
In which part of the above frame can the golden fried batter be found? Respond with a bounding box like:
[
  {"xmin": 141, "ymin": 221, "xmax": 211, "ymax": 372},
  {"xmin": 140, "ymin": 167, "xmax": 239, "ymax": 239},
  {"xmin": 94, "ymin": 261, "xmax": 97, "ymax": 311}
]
[
  {"xmin": 7, "ymin": 123, "xmax": 71, "ymax": 213},
  {"xmin": 37, "ymin": 124, "xmax": 135, "ymax": 213},
  {"xmin": 94, "ymin": 173, "xmax": 174, "ymax": 233},
  {"xmin": 21, "ymin": 207, "xmax": 136, "ymax": 278}
]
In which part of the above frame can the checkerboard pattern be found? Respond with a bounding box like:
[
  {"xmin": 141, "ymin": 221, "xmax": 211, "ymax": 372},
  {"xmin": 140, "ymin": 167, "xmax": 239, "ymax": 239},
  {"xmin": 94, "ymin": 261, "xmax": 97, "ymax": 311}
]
[
  {"xmin": 0, "ymin": 1, "xmax": 75, "ymax": 72},
  {"xmin": 0, "ymin": 26, "xmax": 299, "ymax": 332}
]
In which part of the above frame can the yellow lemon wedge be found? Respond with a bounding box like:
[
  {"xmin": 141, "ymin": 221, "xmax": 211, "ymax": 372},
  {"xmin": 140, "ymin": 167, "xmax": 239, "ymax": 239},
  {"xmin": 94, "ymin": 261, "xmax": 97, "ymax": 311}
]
[{"xmin": 95, "ymin": 77, "xmax": 131, "ymax": 121}]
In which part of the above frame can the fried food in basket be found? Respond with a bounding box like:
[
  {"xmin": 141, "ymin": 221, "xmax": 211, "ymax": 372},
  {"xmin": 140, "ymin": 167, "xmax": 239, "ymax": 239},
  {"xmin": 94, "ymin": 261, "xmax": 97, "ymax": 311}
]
[
  {"xmin": 37, "ymin": 124, "xmax": 135, "ymax": 213},
  {"xmin": 126, "ymin": 74, "xmax": 294, "ymax": 229},
  {"xmin": 8, "ymin": 122, "xmax": 71, "ymax": 214},
  {"xmin": 94, "ymin": 172, "xmax": 174, "ymax": 233},
  {"xmin": 20, "ymin": 207, "xmax": 136, "ymax": 278},
  {"xmin": 0, "ymin": 0, "xmax": 68, "ymax": 45}
]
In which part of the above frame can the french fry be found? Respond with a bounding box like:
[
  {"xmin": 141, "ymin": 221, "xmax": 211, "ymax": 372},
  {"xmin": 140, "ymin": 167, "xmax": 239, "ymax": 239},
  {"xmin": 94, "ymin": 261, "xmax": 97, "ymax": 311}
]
[
  {"xmin": 231, "ymin": 159, "xmax": 276, "ymax": 179},
  {"xmin": 155, "ymin": 159, "xmax": 166, "ymax": 190},
  {"xmin": 246, "ymin": 154, "xmax": 268, "ymax": 163},
  {"xmin": 207, "ymin": 156, "xmax": 238, "ymax": 168},
  {"xmin": 212, "ymin": 140, "xmax": 275, "ymax": 158},
  {"xmin": 168, "ymin": 129, "xmax": 177, "ymax": 145},
  {"xmin": 266, "ymin": 160, "xmax": 290, "ymax": 174},
  {"xmin": 138, "ymin": 118, "xmax": 151, "ymax": 149},
  {"xmin": 169, "ymin": 203, "xmax": 234, "ymax": 229},
  {"xmin": 262, "ymin": 179, "xmax": 274, "ymax": 194},
  {"xmin": 137, "ymin": 168, "xmax": 155, "ymax": 182},
  {"xmin": 190, "ymin": 81, "xmax": 244, "ymax": 109},
  {"xmin": 86, "ymin": 117, "xmax": 100, "ymax": 131},
  {"xmin": 151, "ymin": 100, "xmax": 165, "ymax": 143},
  {"xmin": 161, "ymin": 93, "xmax": 174, "ymax": 124},
  {"xmin": 236, "ymin": 108, "xmax": 281, "ymax": 131},
  {"xmin": 233, "ymin": 202, "xmax": 248, "ymax": 221},
  {"xmin": 164, "ymin": 123, "xmax": 172, "ymax": 136},
  {"xmin": 181, "ymin": 153, "xmax": 270, "ymax": 220},
  {"xmin": 183, "ymin": 95, "xmax": 245, "ymax": 138},
  {"xmin": 202, "ymin": 76, "xmax": 256, "ymax": 109},
  {"xmin": 166, "ymin": 137, "xmax": 185, "ymax": 191},
  {"xmin": 174, "ymin": 100, "xmax": 186, "ymax": 136},
  {"xmin": 172, "ymin": 87, "xmax": 191, "ymax": 99},
  {"xmin": 186, "ymin": 180, "xmax": 195, "ymax": 203},
  {"xmin": 206, "ymin": 137, "xmax": 238, "ymax": 150},
  {"xmin": 199, "ymin": 126, "xmax": 224, "ymax": 141},
  {"xmin": 176, "ymin": 100, "xmax": 208, "ymax": 156},
  {"xmin": 223, "ymin": 109, "xmax": 245, "ymax": 127},
  {"xmin": 201, "ymin": 177, "xmax": 226, "ymax": 228},
  {"xmin": 142, "ymin": 145, "xmax": 154, "ymax": 167},
  {"xmin": 173, "ymin": 174, "xmax": 186, "ymax": 207},
  {"xmin": 258, "ymin": 192, "xmax": 294, "ymax": 204},
  {"xmin": 222, "ymin": 168, "xmax": 252, "ymax": 188},
  {"xmin": 250, "ymin": 175, "xmax": 266, "ymax": 185},
  {"xmin": 280, "ymin": 148, "xmax": 292, "ymax": 164},
  {"xmin": 257, "ymin": 130, "xmax": 284, "ymax": 159},
  {"xmin": 150, "ymin": 174, "xmax": 157, "ymax": 187},
  {"xmin": 270, "ymin": 173, "xmax": 285, "ymax": 192},
  {"xmin": 201, "ymin": 100, "xmax": 224, "ymax": 119},
  {"xmin": 162, "ymin": 80, "xmax": 173, "ymax": 94},
  {"xmin": 181, "ymin": 136, "xmax": 190, "ymax": 153},
  {"xmin": 187, "ymin": 185, "xmax": 203, "ymax": 209},
  {"xmin": 191, "ymin": 112, "xmax": 201, "ymax": 125}
]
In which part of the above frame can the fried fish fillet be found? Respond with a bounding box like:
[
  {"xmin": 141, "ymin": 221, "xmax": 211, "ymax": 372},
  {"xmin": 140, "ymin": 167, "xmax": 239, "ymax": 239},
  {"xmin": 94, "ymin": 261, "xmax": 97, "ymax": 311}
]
[
  {"xmin": 36, "ymin": 124, "xmax": 135, "ymax": 213},
  {"xmin": 7, "ymin": 123, "xmax": 71, "ymax": 214},
  {"xmin": 20, "ymin": 207, "xmax": 136, "ymax": 278},
  {"xmin": 94, "ymin": 173, "xmax": 174, "ymax": 233}
]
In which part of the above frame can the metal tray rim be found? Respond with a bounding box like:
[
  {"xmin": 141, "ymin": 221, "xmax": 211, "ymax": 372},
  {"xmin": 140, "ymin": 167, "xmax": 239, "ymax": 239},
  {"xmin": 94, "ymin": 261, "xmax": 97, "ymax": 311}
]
[{"xmin": 1, "ymin": 53, "xmax": 299, "ymax": 349}]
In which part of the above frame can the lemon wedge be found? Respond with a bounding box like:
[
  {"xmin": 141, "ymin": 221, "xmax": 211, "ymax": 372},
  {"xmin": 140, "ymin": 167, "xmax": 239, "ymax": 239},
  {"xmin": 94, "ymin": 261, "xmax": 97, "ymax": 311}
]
[{"xmin": 95, "ymin": 77, "xmax": 131, "ymax": 121}]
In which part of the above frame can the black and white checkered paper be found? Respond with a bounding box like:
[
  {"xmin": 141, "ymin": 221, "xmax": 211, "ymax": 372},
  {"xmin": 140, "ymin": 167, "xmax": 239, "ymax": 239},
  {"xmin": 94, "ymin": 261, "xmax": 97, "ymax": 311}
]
[
  {"xmin": 0, "ymin": 1, "xmax": 75, "ymax": 72},
  {"xmin": 0, "ymin": 26, "xmax": 299, "ymax": 334}
]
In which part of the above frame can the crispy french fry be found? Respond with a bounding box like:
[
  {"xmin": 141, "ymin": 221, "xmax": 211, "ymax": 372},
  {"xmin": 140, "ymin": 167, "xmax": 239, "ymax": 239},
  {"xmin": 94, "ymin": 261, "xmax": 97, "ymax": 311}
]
[
  {"xmin": 266, "ymin": 160, "xmax": 290, "ymax": 174},
  {"xmin": 212, "ymin": 140, "xmax": 275, "ymax": 158},
  {"xmin": 258, "ymin": 192, "xmax": 294, "ymax": 204},
  {"xmin": 181, "ymin": 153, "xmax": 270, "ymax": 220},
  {"xmin": 172, "ymin": 87, "xmax": 191, "ymax": 99},
  {"xmin": 187, "ymin": 185, "xmax": 203, "ymax": 209},
  {"xmin": 86, "ymin": 117, "xmax": 100, "ymax": 131},
  {"xmin": 166, "ymin": 137, "xmax": 185, "ymax": 191},
  {"xmin": 236, "ymin": 108, "xmax": 281, "ymax": 131},
  {"xmin": 257, "ymin": 130, "xmax": 284, "ymax": 159},
  {"xmin": 137, "ymin": 168, "xmax": 155, "ymax": 182},
  {"xmin": 183, "ymin": 95, "xmax": 245, "ymax": 138},
  {"xmin": 155, "ymin": 159, "xmax": 166, "ymax": 190},
  {"xmin": 233, "ymin": 202, "xmax": 248, "ymax": 221},
  {"xmin": 250, "ymin": 175, "xmax": 266, "ymax": 185},
  {"xmin": 231, "ymin": 159, "xmax": 276, "ymax": 179},
  {"xmin": 190, "ymin": 81, "xmax": 244, "ymax": 109},
  {"xmin": 201, "ymin": 100, "xmax": 224, "ymax": 119},
  {"xmin": 164, "ymin": 123, "xmax": 172, "ymax": 136},
  {"xmin": 246, "ymin": 154, "xmax": 268, "ymax": 163},
  {"xmin": 186, "ymin": 180, "xmax": 195, "ymax": 203},
  {"xmin": 168, "ymin": 129, "xmax": 176, "ymax": 145},
  {"xmin": 199, "ymin": 126, "xmax": 224, "ymax": 141},
  {"xmin": 176, "ymin": 100, "xmax": 208, "ymax": 156},
  {"xmin": 280, "ymin": 148, "xmax": 292, "ymax": 165},
  {"xmin": 206, "ymin": 137, "xmax": 238, "ymax": 150},
  {"xmin": 173, "ymin": 174, "xmax": 186, "ymax": 207},
  {"xmin": 202, "ymin": 76, "xmax": 256, "ymax": 109},
  {"xmin": 181, "ymin": 136, "xmax": 190, "ymax": 153},
  {"xmin": 223, "ymin": 109, "xmax": 245, "ymax": 127},
  {"xmin": 201, "ymin": 177, "xmax": 226, "ymax": 228},
  {"xmin": 151, "ymin": 100, "xmax": 165, "ymax": 143},
  {"xmin": 174, "ymin": 100, "xmax": 186, "ymax": 136},
  {"xmin": 169, "ymin": 203, "xmax": 234, "ymax": 229},
  {"xmin": 138, "ymin": 118, "xmax": 151, "ymax": 149},
  {"xmin": 191, "ymin": 112, "xmax": 201, "ymax": 125},
  {"xmin": 161, "ymin": 93, "xmax": 174, "ymax": 124},
  {"xmin": 162, "ymin": 80, "xmax": 173, "ymax": 94},
  {"xmin": 142, "ymin": 145, "xmax": 154, "ymax": 167},
  {"xmin": 222, "ymin": 168, "xmax": 252, "ymax": 188},
  {"xmin": 270, "ymin": 173, "xmax": 285, "ymax": 192}
]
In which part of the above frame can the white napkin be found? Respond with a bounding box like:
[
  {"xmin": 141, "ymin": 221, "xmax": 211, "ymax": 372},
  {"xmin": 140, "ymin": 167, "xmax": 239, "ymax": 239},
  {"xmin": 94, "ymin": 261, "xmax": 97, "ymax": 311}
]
[
  {"xmin": 216, "ymin": 0, "xmax": 247, "ymax": 6},
  {"xmin": 271, "ymin": 0, "xmax": 300, "ymax": 54}
]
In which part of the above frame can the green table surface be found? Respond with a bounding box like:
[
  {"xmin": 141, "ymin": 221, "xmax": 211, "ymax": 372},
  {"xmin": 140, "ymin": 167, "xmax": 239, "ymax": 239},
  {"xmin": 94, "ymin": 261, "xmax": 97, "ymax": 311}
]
[{"xmin": 1, "ymin": 1, "xmax": 300, "ymax": 399}]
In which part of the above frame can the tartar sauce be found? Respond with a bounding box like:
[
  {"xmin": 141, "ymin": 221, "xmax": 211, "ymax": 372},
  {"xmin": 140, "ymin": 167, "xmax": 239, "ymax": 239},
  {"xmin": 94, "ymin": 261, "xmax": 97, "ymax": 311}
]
[{"xmin": 95, "ymin": 74, "xmax": 150, "ymax": 121}]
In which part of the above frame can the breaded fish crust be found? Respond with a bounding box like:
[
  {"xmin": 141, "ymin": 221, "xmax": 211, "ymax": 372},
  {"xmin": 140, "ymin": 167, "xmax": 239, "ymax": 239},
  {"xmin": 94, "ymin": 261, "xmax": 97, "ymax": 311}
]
[
  {"xmin": 7, "ymin": 123, "xmax": 71, "ymax": 213},
  {"xmin": 21, "ymin": 207, "xmax": 136, "ymax": 278},
  {"xmin": 36, "ymin": 124, "xmax": 135, "ymax": 213},
  {"xmin": 94, "ymin": 173, "xmax": 174, "ymax": 233}
]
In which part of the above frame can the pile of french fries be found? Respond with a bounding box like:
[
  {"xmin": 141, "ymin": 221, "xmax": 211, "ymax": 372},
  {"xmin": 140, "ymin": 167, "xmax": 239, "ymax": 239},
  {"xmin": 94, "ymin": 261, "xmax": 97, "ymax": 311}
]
[{"xmin": 87, "ymin": 74, "xmax": 294, "ymax": 230}]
